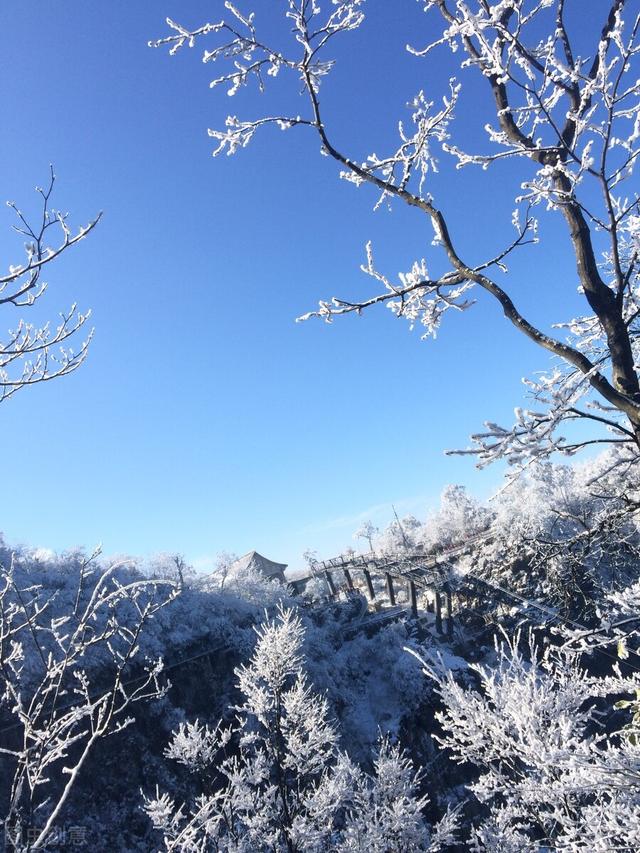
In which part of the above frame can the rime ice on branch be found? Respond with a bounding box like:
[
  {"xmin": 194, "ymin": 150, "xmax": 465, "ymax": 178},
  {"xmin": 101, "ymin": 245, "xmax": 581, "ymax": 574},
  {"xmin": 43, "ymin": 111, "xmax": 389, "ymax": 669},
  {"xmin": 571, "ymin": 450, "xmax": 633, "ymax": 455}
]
[
  {"xmin": 144, "ymin": 606, "xmax": 457, "ymax": 852},
  {"xmin": 0, "ymin": 167, "xmax": 99, "ymax": 405},
  {"xmin": 0, "ymin": 550, "xmax": 177, "ymax": 850},
  {"xmin": 412, "ymin": 628, "xmax": 640, "ymax": 851},
  {"xmin": 153, "ymin": 1, "xmax": 640, "ymax": 466}
]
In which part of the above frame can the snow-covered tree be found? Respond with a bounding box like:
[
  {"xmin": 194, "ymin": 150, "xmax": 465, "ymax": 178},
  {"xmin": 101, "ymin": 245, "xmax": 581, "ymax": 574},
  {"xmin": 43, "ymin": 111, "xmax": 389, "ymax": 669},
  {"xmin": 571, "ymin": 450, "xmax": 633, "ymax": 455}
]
[
  {"xmin": 421, "ymin": 486, "xmax": 492, "ymax": 552},
  {"xmin": 460, "ymin": 448, "xmax": 640, "ymax": 620},
  {"xmin": 1, "ymin": 167, "xmax": 98, "ymax": 405},
  {"xmin": 353, "ymin": 522, "xmax": 379, "ymax": 553},
  {"xmin": 145, "ymin": 607, "xmax": 455, "ymax": 851},
  {"xmin": 204, "ymin": 553, "xmax": 292, "ymax": 609},
  {"xmin": 152, "ymin": 1, "xmax": 640, "ymax": 467},
  {"xmin": 0, "ymin": 547, "xmax": 177, "ymax": 850},
  {"xmin": 142, "ymin": 552, "xmax": 196, "ymax": 586},
  {"xmin": 336, "ymin": 737, "xmax": 457, "ymax": 853},
  {"xmin": 413, "ymin": 628, "xmax": 640, "ymax": 851},
  {"xmin": 375, "ymin": 514, "xmax": 423, "ymax": 556},
  {"xmin": 303, "ymin": 574, "xmax": 330, "ymax": 602},
  {"xmin": 302, "ymin": 549, "xmax": 320, "ymax": 570}
]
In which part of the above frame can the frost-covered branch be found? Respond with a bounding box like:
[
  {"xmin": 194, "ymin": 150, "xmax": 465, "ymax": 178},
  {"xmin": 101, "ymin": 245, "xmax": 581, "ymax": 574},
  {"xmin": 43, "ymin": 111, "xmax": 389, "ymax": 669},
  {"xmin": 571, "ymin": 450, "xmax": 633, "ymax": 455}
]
[
  {"xmin": 0, "ymin": 550, "xmax": 177, "ymax": 850},
  {"xmin": 154, "ymin": 1, "xmax": 640, "ymax": 465},
  {"xmin": 0, "ymin": 167, "xmax": 99, "ymax": 405},
  {"xmin": 145, "ymin": 606, "xmax": 454, "ymax": 851},
  {"xmin": 411, "ymin": 628, "xmax": 640, "ymax": 850}
]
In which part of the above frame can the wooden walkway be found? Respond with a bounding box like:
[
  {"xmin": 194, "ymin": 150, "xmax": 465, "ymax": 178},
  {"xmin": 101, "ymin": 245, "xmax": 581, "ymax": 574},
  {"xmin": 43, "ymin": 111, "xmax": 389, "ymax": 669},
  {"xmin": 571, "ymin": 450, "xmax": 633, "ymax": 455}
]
[{"xmin": 288, "ymin": 531, "xmax": 492, "ymax": 635}]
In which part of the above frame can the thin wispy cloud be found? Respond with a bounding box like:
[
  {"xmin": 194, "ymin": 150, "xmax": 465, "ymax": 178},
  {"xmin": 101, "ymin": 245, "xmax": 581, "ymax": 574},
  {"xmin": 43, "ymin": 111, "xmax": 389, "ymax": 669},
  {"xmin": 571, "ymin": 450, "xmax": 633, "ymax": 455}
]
[{"xmin": 297, "ymin": 493, "xmax": 434, "ymax": 537}]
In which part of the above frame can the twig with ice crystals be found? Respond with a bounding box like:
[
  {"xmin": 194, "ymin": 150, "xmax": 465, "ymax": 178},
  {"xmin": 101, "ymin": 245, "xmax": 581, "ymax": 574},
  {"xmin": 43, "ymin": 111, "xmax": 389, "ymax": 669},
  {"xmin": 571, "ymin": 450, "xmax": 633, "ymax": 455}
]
[
  {"xmin": 0, "ymin": 167, "xmax": 99, "ymax": 406},
  {"xmin": 154, "ymin": 0, "xmax": 640, "ymax": 466}
]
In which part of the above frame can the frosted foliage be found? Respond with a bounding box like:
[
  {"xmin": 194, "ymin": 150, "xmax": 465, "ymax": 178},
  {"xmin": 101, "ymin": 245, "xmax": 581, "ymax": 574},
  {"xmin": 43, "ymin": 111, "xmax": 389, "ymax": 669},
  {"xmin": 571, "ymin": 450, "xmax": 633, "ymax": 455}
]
[
  {"xmin": 141, "ymin": 552, "xmax": 196, "ymax": 585},
  {"xmin": 207, "ymin": 561, "xmax": 292, "ymax": 608},
  {"xmin": 374, "ymin": 514, "xmax": 423, "ymax": 556},
  {"xmin": 154, "ymin": 2, "xmax": 640, "ymax": 467},
  {"xmin": 336, "ymin": 739, "xmax": 457, "ymax": 853},
  {"xmin": 165, "ymin": 720, "xmax": 228, "ymax": 773},
  {"xmin": 352, "ymin": 450, "xmax": 640, "ymax": 625},
  {"xmin": 416, "ymin": 630, "xmax": 640, "ymax": 851},
  {"xmin": 420, "ymin": 485, "xmax": 492, "ymax": 550},
  {"xmin": 472, "ymin": 449, "xmax": 640, "ymax": 616},
  {"xmin": 144, "ymin": 608, "xmax": 452, "ymax": 851},
  {"xmin": 0, "ymin": 546, "xmax": 177, "ymax": 851},
  {"xmin": 353, "ymin": 520, "xmax": 379, "ymax": 551},
  {"xmin": 365, "ymin": 486, "xmax": 490, "ymax": 558},
  {"xmin": 304, "ymin": 575, "xmax": 330, "ymax": 602}
]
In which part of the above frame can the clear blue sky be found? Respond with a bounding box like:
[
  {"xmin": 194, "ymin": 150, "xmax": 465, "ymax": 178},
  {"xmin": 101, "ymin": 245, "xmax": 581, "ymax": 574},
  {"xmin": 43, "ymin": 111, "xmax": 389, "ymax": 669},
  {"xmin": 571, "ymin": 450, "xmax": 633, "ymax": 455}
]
[{"xmin": 0, "ymin": 1, "xmax": 587, "ymax": 570}]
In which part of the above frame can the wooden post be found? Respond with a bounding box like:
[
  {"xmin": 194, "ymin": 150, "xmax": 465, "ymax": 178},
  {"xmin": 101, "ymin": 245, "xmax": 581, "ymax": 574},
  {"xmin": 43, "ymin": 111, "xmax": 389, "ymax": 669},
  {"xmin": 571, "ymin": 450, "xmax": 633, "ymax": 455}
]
[
  {"xmin": 385, "ymin": 573, "xmax": 396, "ymax": 606},
  {"xmin": 324, "ymin": 571, "xmax": 337, "ymax": 598},
  {"xmin": 343, "ymin": 568, "xmax": 354, "ymax": 592},
  {"xmin": 445, "ymin": 587, "xmax": 453, "ymax": 636},
  {"xmin": 362, "ymin": 568, "xmax": 376, "ymax": 601},
  {"xmin": 434, "ymin": 590, "xmax": 443, "ymax": 634},
  {"xmin": 425, "ymin": 588, "xmax": 434, "ymax": 613},
  {"xmin": 408, "ymin": 580, "xmax": 418, "ymax": 618}
]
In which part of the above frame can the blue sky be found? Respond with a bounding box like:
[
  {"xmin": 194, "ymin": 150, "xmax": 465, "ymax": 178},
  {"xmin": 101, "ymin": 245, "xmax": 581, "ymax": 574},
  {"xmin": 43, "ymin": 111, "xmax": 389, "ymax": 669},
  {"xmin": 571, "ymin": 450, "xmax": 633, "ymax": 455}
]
[{"xmin": 0, "ymin": 1, "xmax": 588, "ymax": 571}]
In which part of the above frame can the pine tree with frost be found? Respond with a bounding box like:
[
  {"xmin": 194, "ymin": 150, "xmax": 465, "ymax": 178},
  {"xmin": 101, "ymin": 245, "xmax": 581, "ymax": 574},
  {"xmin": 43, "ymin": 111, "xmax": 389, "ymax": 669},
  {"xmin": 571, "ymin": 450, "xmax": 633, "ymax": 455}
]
[{"xmin": 144, "ymin": 607, "xmax": 455, "ymax": 851}]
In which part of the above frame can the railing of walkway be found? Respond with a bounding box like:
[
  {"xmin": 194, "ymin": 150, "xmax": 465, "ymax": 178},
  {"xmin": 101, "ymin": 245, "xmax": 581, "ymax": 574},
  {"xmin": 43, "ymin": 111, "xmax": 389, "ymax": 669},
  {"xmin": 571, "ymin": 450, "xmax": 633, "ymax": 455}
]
[{"xmin": 288, "ymin": 529, "xmax": 494, "ymax": 635}]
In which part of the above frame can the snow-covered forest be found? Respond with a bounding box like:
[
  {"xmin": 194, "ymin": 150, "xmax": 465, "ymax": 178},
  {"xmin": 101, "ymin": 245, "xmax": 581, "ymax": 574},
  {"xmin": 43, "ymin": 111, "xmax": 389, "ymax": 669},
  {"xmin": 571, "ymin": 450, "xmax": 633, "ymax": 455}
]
[
  {"xmin": 4, "ymin": 0, "xmax": 640, "ymax": 850},
  {"xmin": 3, "ymin": 449, "xmax": 640, "ymax": 850}
]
